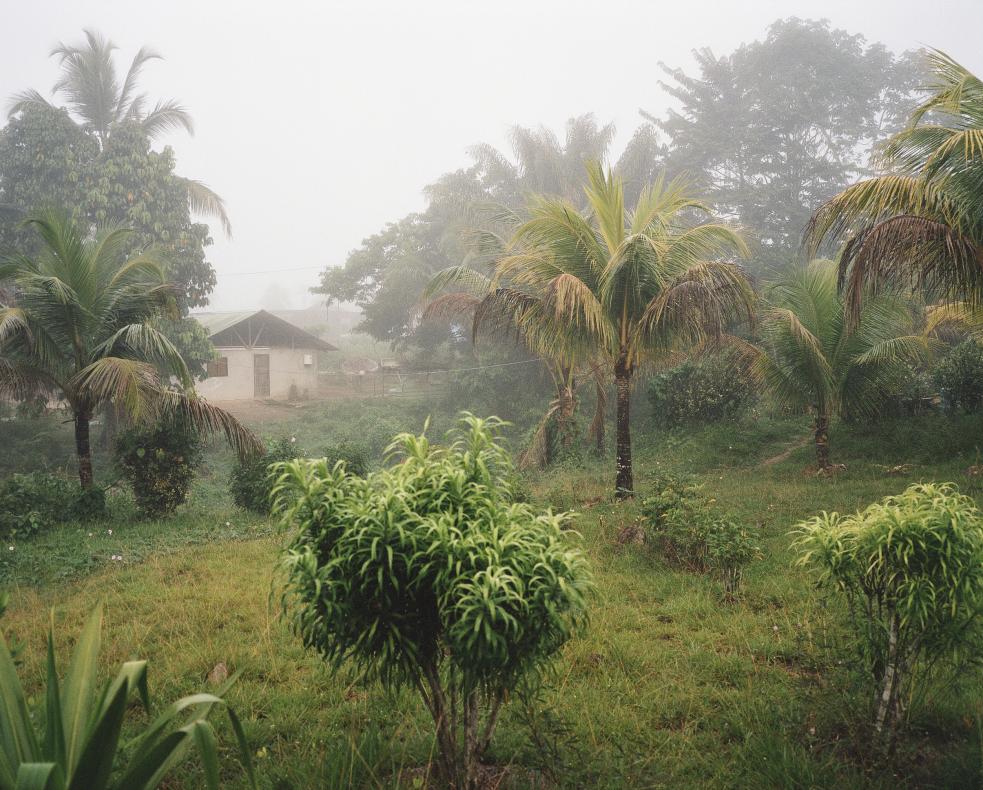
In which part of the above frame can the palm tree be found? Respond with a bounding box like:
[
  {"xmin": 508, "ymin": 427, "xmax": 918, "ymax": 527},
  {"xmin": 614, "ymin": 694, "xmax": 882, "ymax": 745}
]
[
  {"xmin": 454, "ymin": 163, "xmax": 752, "ymax": 497},
  {"xmin": 805, "ymin": 50, "xmax": 983, "ymax": 321},
  {"xmin": 752, "ymin": 260, "xmax": 931, "ymax": 469},
  {"xmin": 0, "ymin": 209, "xmax": 259, "ymax": 488},
  {"xmin": 424, "ymin": 204, "xmax": 595, "ymax": 466},
  {"xmin": 8, "ymin": 29, "xmax": 231, "ymax": 237}
]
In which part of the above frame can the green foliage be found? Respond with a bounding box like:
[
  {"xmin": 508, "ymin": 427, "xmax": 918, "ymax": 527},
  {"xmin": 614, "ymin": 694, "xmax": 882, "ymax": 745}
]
[
  {"xmin": 274, "ymin": 414, "xmax": 591, "ymax": 785},
  {"xmin": 115, "ymin": 413, "xmax": 204, "ymax": 518},
  {"xmin": 229, "ymin": 438, "xmax": 299, "ymax": 514},
  {"xmin": 658, "ymin": 18, "xmax": 920, "ymax": 271},
  {"xmin": 642, "ymin": 472, "xmax": 760, "ymax": 594},
  {"xmin": 646, "ymin": 355, "xmax": 752, "ymax": 427},
  {"xmin": 0, "ymin": 604, "xmax": 254, "ymax": 790},
  {"xmin": 0, "ymin": 473, "xmax": 102, "ymax": 541},
  {"xmin": 321, "ymin": 440, "xmax": 369, "ymax": 478},
  {"xmin": 0, "ymin": 408, "xmax": 75, "ymax": 477},
  {"xmin": 933, "ymin": 339, "xmax": 983, "ymax": 414},
  {"xmin": 795, "ymin": 482, "xmax": 983, "ymax": 741}
]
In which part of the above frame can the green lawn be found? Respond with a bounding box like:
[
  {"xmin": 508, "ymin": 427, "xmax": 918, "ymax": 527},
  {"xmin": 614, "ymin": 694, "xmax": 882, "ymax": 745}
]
[{"xmin": 2, "ymin": 404, "xmax": 982, "ymax": 788}]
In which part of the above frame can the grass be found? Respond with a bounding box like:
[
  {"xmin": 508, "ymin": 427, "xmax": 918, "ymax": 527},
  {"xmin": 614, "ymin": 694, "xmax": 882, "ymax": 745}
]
[{"xmin": 1, "ymin": 402, "xmax": 982, "ymax": 787}]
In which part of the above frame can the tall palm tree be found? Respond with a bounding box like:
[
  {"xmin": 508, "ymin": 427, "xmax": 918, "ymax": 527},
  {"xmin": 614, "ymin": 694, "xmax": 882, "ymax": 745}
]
[
  {"xmin": 805, "ymin": 50, "xmax": 983, "ymax": 321},
  {"xmin": 0, "ymin": 210, "xmax": 258, "ymax": 488},
  {"xmin": 752, "ymin": 260, "xmax": 931, "ymax": 469},
  {"xmin": 449, "ymin": 163, "xmax": 752, "ymax": 497},
  {"xmin": 8, "ymin": 29, "xmax": 231, "ymax": 237}
]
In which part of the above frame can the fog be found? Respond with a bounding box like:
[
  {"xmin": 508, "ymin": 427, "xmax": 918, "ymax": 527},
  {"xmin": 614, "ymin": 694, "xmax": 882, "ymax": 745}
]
[{"xmin": 1, "ymin": 0, "xmax": 980, "ymax": 311}]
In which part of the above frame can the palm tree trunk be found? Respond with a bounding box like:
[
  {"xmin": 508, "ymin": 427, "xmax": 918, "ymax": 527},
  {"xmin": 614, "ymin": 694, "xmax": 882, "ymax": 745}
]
[
  {"xmin": 75, "ymin": 410, "xmax": 94, "ymax": 489},
  {"xmin": 614, "ymin": 357, "xmax": 633, "ymax": 499},
  {"xmin": 814, "ymin": 414, "xmax": 831, "ymax": 470}
]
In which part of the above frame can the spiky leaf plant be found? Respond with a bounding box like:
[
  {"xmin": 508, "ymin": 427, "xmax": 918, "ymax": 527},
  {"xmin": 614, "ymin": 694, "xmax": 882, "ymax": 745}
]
[
  {"xmin": 0, "ymin": 604, "xmax": 255, "ymax": 789},
  {"xmin": 274, "ymin": 414, "xmax": 592, "ymax": 788}
]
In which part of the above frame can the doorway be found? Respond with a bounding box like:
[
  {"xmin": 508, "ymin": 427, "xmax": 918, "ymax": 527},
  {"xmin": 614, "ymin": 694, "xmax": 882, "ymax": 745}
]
[{"xmin": 253, "ymin": 354, "xmax": 270, "ymax": 398}]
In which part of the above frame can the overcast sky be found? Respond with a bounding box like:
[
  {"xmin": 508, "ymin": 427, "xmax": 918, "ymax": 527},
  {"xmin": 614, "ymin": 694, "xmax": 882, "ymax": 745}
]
[{"xmin": 2, "ymin": 0, "xmax": 981, "ymax": 311}]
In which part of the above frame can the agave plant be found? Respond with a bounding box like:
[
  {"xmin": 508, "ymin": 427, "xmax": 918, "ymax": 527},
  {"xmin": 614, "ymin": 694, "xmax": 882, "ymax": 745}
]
[{"xmin": 0, "ymin": 604, "xmax": 255, "ymax": 790}]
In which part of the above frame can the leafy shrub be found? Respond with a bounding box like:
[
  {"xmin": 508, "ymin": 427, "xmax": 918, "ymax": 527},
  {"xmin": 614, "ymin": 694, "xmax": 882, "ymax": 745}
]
[
  {"xmin": 0, "ymin": 604, "xmax": 255, "ymax": 789},
  {"xmin": 229, "ymin": 438, "xmax": 300, "ymax": 514},
  {"xmin": 322, "ymin": 440, "xmax": 369, "ymax": 478},
  {"xmin": 795, "ymin": 482, "xmax": 983, "ymax": 744},
  {"xmin": 115, "ymin": 413, "xmax": 204, "ymax": 517},
  {"xmin": 0, "ymin": 407, "xmax": 76, "ymax": 477},
  {"xmin": 0, "ymin": 472, "xmax": 90, "ymax": 540},
  {"xmin": 274, "ymin": 414, "xmax": 592, "ymax": 787},
  {"xmin": 642, "ymin": 472, "xmax": 759, "ymax": 593},
  {"xmin": 646, "ymin": 355, "xmax": 752, "ymax": 427},
  {"xmin": 933, "ymin": 339, "xmax": 983, "ymax": 413}
]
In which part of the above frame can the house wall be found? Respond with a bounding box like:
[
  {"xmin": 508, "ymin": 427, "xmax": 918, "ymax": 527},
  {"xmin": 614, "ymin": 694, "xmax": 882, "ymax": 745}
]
[{"xmin": 195, "ymin": 346, "xmax": 320, "ymax": 401}]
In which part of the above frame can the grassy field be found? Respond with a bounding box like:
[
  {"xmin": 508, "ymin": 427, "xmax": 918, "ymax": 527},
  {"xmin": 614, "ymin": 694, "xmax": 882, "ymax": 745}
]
[{"xmin": 1, "ymin": 400, "xmax": 982, "ymax": 788}]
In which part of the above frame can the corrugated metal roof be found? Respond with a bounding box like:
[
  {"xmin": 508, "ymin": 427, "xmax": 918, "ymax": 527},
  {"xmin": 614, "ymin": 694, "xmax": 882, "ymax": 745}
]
[
  {"xmin": 191, "ymin": 310, "xmax": 337, "ymax": 351},
  {"xmin": 192, "ymin": 311, "xmax": 257, "ymax": 336}
]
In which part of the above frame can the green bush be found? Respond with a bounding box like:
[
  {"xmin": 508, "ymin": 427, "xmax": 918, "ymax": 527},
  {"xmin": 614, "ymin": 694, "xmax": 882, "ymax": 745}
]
[
  {"xmin": 115, "ymin": 413, "xmax": 204, "ymax": 518},
  {"xmin": 641, "ymin": 472, "xmax": 759, "ymax": 593},
  {"xmin": 0, "ymin": 604, "xmax": 255, "ymax": 789},
  {"xmin": 933, "ymin": 339, "xmax": 983, "ymax": 413},
  {"xmin": 646, "ymin": 355, "xmax": 752, "ymax": 427},
  {"xmin": 322, "ymin": 440, "xmax": 369, "ymax": 478},
  {"xmin": 0, "ymin": 472, "xmax": 92, "ymax": 540},
  {"xmin": 274, "ymin": 414, "xmax": 592, "ymax": 787},
  {"xmin": 229, "ymin": 438, "xmax": 300, "ymax": 514},
  {"xmin": 795, "ymin": 482, "xmax": 983, "ymax": 744}
]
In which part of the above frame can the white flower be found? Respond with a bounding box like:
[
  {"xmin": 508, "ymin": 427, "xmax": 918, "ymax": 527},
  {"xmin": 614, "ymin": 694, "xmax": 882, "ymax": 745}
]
[
  {"xmin": 225, "ymin": 521, "xmax": 231, "ymax": 527},
  {"xmin": 107, "ymin": 529, "xmax": 113, "ymax": 535},
  {"xmin": 290, "ymin": 436, "xmax": 296, "ymax": 443},
  {"xmin": 88, "ymin": 532, "xmax": 93, "ymax": 537},
  {"xmin": 7, "ymin": 546, "xmax": 13, "ymax": 551}
]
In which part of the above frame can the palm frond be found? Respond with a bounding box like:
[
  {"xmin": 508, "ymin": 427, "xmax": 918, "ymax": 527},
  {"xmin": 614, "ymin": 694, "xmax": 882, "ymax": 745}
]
[{"xmin": 180, "ymin": 178, "xmax": 231, "ymax": 238}]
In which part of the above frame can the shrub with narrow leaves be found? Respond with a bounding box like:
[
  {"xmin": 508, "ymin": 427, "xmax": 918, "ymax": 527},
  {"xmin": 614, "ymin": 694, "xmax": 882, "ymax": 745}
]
[
  {"xmin": 274, "ymin": 414, "xmax": 592, "ymax": 787},
  {"xmin": 794, "ymin": 482, "xmax": 983, "ymax": 744},
  {"xmin": 0, "ymin": 473, "xmax": 103, "ymax": 540}
]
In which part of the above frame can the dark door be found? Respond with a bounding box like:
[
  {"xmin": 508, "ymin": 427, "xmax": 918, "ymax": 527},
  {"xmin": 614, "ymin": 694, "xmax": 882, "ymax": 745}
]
[{"xmin": 253, "ymin": 354, "xmax": 270, "ymax": 398}]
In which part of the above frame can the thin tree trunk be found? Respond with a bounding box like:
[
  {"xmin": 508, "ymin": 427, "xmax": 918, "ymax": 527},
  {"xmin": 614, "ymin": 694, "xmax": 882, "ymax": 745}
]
[
  {"xmin": 814, "ymin": 413, "xmax": 831, "ymax": 470},
  {"xmin": 557, "ymin": 381, "xmax": 576, "ymax": 449},
  {"xmin": 75, "ymin": 411, "xmax": 94, "ymax": 489},
  {"xmin": 875, "ymin": 610, "xmax": 900, "ymax": 742},
  {"xmin": 614, "ymin": 357, "xmax": 633, "ymax": 499}
]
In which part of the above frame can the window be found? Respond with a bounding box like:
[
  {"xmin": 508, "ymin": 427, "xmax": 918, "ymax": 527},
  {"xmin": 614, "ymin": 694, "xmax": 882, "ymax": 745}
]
[
  {"xmin": 303, "ymin": 353, "xmax": 314, "ymax": 367},
  {"xmin": 207, "ymin": 356, "xmax": 229, "ymax": 377}
]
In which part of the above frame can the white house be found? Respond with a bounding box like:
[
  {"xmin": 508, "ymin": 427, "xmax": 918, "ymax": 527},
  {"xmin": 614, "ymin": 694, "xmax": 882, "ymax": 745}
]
[{"xmin": 193, "ymin": 310, "xmax": 337, "ymax": 400}]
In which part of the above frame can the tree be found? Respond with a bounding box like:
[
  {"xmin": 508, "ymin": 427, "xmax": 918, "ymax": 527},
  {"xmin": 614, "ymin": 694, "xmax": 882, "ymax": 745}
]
[
  {"xmin": 752, "ymin": 260, "xmax": 930, "ymax": 469},
  {"xmin": 318, "ymin": 115, "xmax": 665, "ymax": 350},
  {"xmin": 0, "ymin": 210, "xmax": 259, "ymax": 488},
  {"xmin": 653, "ymin": 18, "xmax": 920, "ymax": 272},
  {"xmin": 275, "ymin": 415, "xmax": 591, "ymax": 788},
  {"xmin": 2, "ymin": 29, "xmax": 230, "ymax": 310},
  {"xmin": 805, "ymin": 50, "xmax": 983, "ymax": 322},
  {"xmin": 485, "ymin": 163, "xmax": 752, "ymax": 497}
]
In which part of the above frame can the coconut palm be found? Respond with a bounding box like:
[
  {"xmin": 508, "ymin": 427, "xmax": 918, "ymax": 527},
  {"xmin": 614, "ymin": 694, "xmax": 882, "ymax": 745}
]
[
  {"xmin": 441, "ymin": 163, "xmax": 752, "ymax": 497},
  {"xmin": 0, "ymin": 209, "xmax": 259, "ymax": 488},
  {"xmin": 425, "ymin": 205, "xmax": 597, "ymax": 466},
  {"xmin": 8, "ymin": 29, "xmax": 231, "ymax": 237},
  {"xmin": 805, "ymin": 50, "xmax": 983, "ymax": 321},
  {"xmin": 752, "ymin": 260, "xmax": 932, "ymax": 469}
]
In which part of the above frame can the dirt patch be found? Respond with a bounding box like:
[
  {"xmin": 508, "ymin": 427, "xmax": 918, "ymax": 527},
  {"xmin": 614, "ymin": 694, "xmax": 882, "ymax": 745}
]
[{"xmin": 761, "ymin": 435, "xmax": 811, "ymax": 467}]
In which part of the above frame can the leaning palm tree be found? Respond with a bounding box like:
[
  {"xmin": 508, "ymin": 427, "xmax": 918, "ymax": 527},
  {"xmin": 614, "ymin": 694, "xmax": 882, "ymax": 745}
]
[
  {"xmin": 752, "ymin": 260, "xmax": 932, "ymax": 469},
  {"xmin": 484, "ymin": 163, "xmax": 753, "ymax": 497},
  {"xmin": 8, "ymin": 29, "xmax": 231, "ymax": 237},
  {"xmin": 0, "ymin": 209, "xmax": 259, "ymax": 488},
  {"xmin": 425, "ymin": 204, "xmax": 601, "ymax": 466},
  {"xmin": 805, "ymin": 50, "xmax": 983, "ymax": 322}
]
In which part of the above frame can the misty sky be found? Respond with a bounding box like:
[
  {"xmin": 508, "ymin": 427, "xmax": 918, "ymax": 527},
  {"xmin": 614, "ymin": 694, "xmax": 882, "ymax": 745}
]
[{"xmin": 2, "ymin": 0, "xmax": 981, "ymax": 312}]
